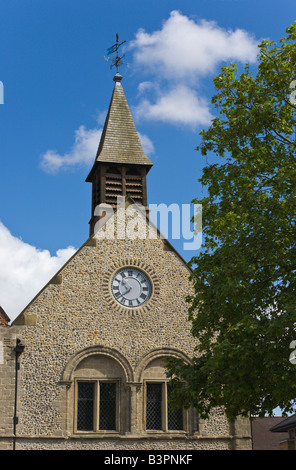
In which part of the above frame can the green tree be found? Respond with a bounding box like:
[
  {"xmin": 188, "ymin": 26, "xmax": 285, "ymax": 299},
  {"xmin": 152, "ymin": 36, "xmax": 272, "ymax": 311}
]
[{"xmin": 167, "ymin": 24, "xmax": 296, "ymax": 422}]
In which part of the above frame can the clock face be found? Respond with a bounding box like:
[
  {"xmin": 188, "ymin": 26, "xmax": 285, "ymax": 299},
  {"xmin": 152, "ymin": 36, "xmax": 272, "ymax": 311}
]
[{"xmin": 111, "ymin": 268, "xmax": 152, "ymax": 308}]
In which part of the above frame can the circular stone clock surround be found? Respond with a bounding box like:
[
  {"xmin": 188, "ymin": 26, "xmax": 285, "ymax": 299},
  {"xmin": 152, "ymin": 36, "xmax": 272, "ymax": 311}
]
[{"xmin": 102, "ymin": 260, "xmax": 160, "ymax": 314}]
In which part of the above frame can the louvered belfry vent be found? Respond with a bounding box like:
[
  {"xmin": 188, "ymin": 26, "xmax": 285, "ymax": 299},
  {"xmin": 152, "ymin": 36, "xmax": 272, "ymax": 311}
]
[
  {"xmin": 105, "ymin": 168, "xmax": 123, "ymax": 205},
  {"xmin": 126, "ymin": 170, "xmax": 143, "ymax": 204}
]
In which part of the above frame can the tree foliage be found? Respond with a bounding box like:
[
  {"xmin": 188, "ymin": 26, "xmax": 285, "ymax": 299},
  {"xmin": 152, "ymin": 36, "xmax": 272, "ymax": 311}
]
[{"xmin": 167, "ymin": 24, "xmax": 296, "ymax": 422}]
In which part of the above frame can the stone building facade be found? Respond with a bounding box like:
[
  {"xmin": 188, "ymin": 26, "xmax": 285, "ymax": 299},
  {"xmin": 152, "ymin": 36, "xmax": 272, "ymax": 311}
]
[{"xmin": 0, "ymin": 73, "xmax": 252, "ymax": 450}]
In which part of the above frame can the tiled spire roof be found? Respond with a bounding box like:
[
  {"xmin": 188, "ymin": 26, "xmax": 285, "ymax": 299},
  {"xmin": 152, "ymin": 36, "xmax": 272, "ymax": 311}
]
[{"xmin": 86, "ymin": 74, "xmax": 152, "ymax": 181}]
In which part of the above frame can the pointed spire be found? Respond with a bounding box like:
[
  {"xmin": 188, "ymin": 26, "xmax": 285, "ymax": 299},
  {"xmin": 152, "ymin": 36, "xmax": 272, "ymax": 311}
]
[
  {"xmin": 86, "ymin": 77, "xmax": 152, "ymax": 181},
  {"xmin": 86, "ymin": 74, "xmax": 153, "ymax": 235}
]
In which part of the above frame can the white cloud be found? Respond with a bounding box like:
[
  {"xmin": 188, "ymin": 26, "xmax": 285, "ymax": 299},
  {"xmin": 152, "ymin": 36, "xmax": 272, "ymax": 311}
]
[
  {"xmin": 40, "ymin": 125, "xmax": 102, "ymax": 174},
  {"xmin": 0, "ymin": 221, "xmax": 76, "ymax": 321},
  {"xmin": 137, "ymin": 81, "xmax": 157, "ymax": 95},
  {"xmin": 129, "ymin": 10, "xmax": 259, "ymax": 127},
  {"xmin": 130, "ymin": 10, "xmax": 258, "ymax": 79},
  {"xmin": 134, "ymin": 85, "xmax": 213, "ymax": 127}
]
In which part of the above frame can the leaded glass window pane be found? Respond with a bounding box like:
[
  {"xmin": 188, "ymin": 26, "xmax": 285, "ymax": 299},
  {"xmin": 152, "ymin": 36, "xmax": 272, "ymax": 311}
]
[
  {"xmin": 99, "ymin": 382, "xmax": 117, "ymax": 430},
  {"xmin": 167, "ymin": 384, "xmax": 183, "ymax": 430},
  {"xmin": 77, "ymin": 382, "xmax": 95, "ymax": 431},
  {"xmin": 146, "ymin": 383, "xmax": 162, "ymax": 430}
]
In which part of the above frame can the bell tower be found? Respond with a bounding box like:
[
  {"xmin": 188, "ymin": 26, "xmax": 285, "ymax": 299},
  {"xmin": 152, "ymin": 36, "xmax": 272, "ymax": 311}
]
[{"xmin": 86, "ymin": 72, "xmax": 153, "ymax": 236}]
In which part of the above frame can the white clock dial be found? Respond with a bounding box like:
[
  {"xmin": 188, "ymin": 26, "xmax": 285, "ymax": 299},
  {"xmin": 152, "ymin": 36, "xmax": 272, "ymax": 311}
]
[{"xmin": 111, "ymin": 268, "xmax": 152, "ymax": 307}]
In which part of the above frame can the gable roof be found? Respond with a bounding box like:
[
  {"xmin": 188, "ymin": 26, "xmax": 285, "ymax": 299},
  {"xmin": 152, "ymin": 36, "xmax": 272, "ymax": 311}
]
[
  {"xmin": 270, "ymin": 413, "xmax": 296, "ymax": 432},
  {"xmin": 11, "ymin": 197, "xmax": 192, "ymax": 326},
  {"xmin": 86, "ymin": 74, "xmax": 152, "ymax": 182},
  {"xmin": 93, "ymin": 195, "xmax": 193, "ymax": 273}
]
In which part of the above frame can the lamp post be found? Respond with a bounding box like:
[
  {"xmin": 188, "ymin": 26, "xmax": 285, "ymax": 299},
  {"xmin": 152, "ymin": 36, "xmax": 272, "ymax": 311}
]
[{"xmin": 13, "ymin": 338, "xmax": 25, "ymax": 450}]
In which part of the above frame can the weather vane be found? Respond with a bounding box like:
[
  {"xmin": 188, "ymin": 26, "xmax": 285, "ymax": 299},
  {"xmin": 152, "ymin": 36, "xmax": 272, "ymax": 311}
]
[{"xmin": 105, "ymin": 33, "xmax": 128, "ymax": 73}]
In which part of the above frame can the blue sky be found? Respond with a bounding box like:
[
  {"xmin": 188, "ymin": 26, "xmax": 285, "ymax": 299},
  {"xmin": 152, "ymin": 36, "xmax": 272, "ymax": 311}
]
[{"xmin": 0, "ymin": 0, "xmax": 295, "ymax": 320}]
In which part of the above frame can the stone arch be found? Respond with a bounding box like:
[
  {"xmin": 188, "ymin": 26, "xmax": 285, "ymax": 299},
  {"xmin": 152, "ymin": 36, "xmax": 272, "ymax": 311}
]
[
  {"xmin": 135, "ymin": 347, "xmax": 191, "ymax": 382},
  {"xmin": 61, "ymin": 345, "xmax": 134, "ymax": 384}
]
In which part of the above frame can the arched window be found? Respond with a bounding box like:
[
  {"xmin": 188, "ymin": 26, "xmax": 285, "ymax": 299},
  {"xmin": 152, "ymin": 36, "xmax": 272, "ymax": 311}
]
[
  {"xmin": 74, "ymin": 355, "xmax": 123, "ymax": 432},
  {"xmin": 142, "ymin": 357, "xmax": 184, "ymax": 432},
  {"xmin": 135, "ymin": 349, "xmax": 196, "ymax": 435},
  {"xmin": 62, "ymin": 346, "xmax": 133, "ymax": 435}
]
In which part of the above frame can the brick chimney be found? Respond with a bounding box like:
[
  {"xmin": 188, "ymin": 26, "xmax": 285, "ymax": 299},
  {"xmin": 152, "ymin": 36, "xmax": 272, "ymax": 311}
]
[{"xmin": 0, "ymin": 306, "xmax": 10, "ymax": 327}]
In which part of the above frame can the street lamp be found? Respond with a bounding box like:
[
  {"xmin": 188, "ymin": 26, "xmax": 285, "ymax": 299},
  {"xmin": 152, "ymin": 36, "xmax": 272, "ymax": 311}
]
[{"xmin": 13, "ymin": 338, "xmax": 25, "ymax": 450}]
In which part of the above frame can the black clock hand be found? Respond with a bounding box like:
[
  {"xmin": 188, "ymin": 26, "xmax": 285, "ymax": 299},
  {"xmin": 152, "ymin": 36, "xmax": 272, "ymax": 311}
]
[{"xmin": 122, "ymin": 279, "xmax": 132, "ymax": 294}]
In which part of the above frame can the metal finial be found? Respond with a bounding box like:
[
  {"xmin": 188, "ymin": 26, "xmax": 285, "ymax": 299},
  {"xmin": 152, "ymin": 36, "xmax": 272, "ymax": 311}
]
[{"xmin": 105, "ymin": 33, "xmax": 128, "ymax": 75}]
